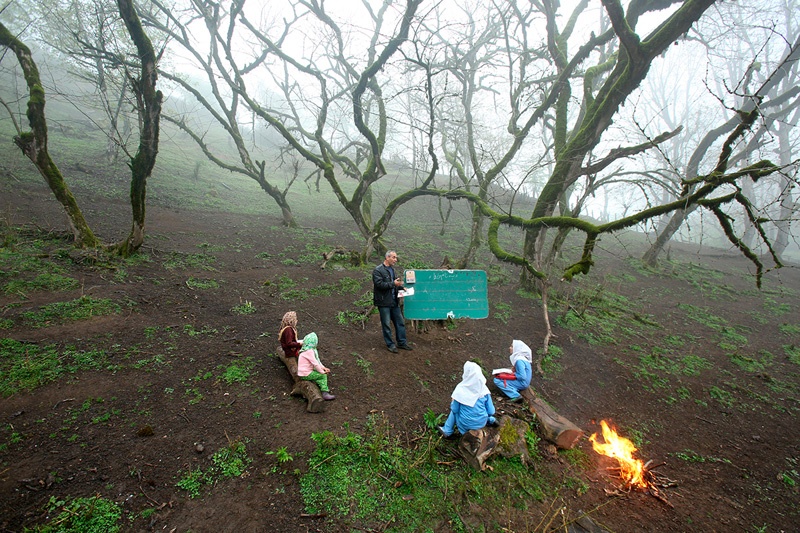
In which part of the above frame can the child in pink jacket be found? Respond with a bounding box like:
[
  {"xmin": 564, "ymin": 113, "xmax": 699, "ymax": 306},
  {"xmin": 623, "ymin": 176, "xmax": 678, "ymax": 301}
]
[{"xmin": 297, "ymin": 332, "xmax": 335, "ymax": 401}]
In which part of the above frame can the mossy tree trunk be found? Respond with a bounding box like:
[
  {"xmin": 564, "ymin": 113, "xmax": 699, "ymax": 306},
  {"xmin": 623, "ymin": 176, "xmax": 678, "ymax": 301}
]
[
  {"xmin": 111, "ymin": 0, "xmax": 162, "ymax": 257},
  {"xmin": 519, "ymin": 0, "xmax": 717, "ymax": 290},
  {"xmin": 0, "ymin": 22, "xmax": 99, "ymax": 248}
]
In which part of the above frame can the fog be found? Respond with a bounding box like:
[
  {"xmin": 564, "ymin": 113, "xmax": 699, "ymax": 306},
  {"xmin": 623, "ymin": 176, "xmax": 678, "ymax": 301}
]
[{"xmin": 1, "ymin": 0, "xmax": 798, "ymax": 264}]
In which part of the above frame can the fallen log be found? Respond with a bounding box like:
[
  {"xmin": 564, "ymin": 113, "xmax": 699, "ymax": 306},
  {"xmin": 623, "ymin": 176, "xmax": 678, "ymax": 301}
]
[
  {"xmin": 320, "ymin": 247, "xmax": 360, "ymax": 269},
  {"xmin": 520, "ymin": 388, "xmax": 584, "ymax": 450},
  {"xmin": 277, "ymin": 345, "xmax": 324, "ymax": 413}
]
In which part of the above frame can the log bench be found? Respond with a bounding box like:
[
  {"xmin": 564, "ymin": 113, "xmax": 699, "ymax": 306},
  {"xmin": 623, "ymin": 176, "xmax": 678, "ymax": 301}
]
[
  {"xmin": 520, "ymin": 387, "xmax": 583, "ymax": 449},
  {"xmin": 277, "ymin": 345, "xmax": 324, "ymax": 413}
]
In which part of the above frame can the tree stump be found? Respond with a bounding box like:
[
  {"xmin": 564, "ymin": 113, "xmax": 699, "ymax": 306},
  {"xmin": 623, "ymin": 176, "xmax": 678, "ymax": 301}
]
[
  {"xmin": 277, "ymin": 346, "xmax": 324, "ymax": 413},
  {"xmin": 456, "ymin": 416, "xmax": 530, "ymax": 470},
  {"xmin": 458, "ymin": 428, "xmax": 500, "ymax": 471},
  {"xmin": 520, "ymin": 388, "xmax": 583, "ymax": 449},
  {"xmin": 494, "ymin": 416, "xmax": 532, "ymax": 464}
]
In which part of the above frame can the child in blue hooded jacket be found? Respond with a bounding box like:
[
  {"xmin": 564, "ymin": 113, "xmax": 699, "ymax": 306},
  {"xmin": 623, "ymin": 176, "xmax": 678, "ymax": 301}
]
[{"xmin": 438, "ymin": 361, "xmax": 496, "ymax": 438}]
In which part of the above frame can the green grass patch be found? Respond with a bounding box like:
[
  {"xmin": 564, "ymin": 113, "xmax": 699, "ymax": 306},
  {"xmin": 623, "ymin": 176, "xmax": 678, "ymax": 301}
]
[
  {"xmin": 764, "ymin": 297, "xmax": 792, "ymax": 317},
  {"xmin": 163, "ymin": 252, "xmax": 217, "ymax": 271},
  {"xmin": 185, "ymin": 277, "xmax": 220, "ymax": 289},
  {"xmin": 3, "ymin": 272, "xmax": 79, "ymax": 296},
  {"xmin": 555, "ymin": 283, "xmax": 656, "ymax": 346},
  {"xmin": 779, "ymin": 323, "xmax": 800, "ymax": 337},
  {"xmin": 718, "ymin": 326, "xmax": 749, "ymax": 352},
  {"xmin": 231, "ymin": 300, "xmax": 257, "ymax": 315},
  {"xmin": 20, "ymin": 296, "xmax": 121, "ymax": 328},
  {"xmin": 218, "ymin": 356, "xmax": 257, "ymax": 384},
  {"xmin": 280, "ymin": 276, "xmax": 365, "ymax": 301},
  {"xmin": 673, "ymin": 449, "xmax": 731, "ymax": 464},
  {"xmin": 336, "ymin": 291, "xmax": 375, "ymax": 325},
  {"xmin": 183, "ymin": 324, "xmax": 219, "ymax": 337},
  {"xmin": 300, "ymin": 414, "xmax": 555, "ymax": 531},
  {"xmin": 540, "ymin": 344, "xmax": 563, "ymax": 375},
  {"xmin": 0, "ymin": 339, "xmax": 110, "ymax": 396},
  {"xmin": 176, "ymin": 440, "xmax": 252, "ymax": 498},
  {"xmin": 785, "ymin": 345, "xmax": 800, "ymax": 365},
  {"xmin": 728, "ymin": 351, "xmax": 773, "ymax": 373},
  {"xmin": 678, "ymin": 304, "xmax": 727, "ymax": 331},
  {"xmin": 486, "ymin": 263, "xmax": 512, "ymax": 285},
  {"xmin": 708, "ymin": 385, "xmax": 735, "ymax": 408},
  {"xmin": 27, "ymin": 495, "xmax": 123, "ymax": 532},
  {"xmin": 493, "ymin": 301, "xmax": 512, "ymax": 324}
]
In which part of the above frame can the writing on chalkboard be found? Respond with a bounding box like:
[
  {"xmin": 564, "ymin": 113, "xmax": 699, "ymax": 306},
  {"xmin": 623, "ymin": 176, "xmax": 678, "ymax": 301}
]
[{"xmin": 401, "ymin": 269, "xmax": 488, "ymax": 320}]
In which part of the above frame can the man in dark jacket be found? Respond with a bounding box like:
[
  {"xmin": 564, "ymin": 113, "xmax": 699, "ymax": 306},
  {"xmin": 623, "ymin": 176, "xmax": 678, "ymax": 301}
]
[{"xmin": 372, "ymin": 250, "xmax": 412, "ymax": 353}]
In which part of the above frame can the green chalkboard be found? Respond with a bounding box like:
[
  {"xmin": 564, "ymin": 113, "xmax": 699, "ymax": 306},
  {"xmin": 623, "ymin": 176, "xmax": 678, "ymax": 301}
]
[{"xmin": 401, "ymin": 269, "xmax": 488, "ymax": 320}]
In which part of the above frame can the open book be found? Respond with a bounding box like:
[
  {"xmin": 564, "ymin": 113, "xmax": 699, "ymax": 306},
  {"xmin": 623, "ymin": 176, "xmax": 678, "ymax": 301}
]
[
  {"xmin": 492, "ymin": 367, "xmax": 513, "ymax": 375},
  {"xmin": 398, "ymin": 287, "xmax": 414, "ymax": 298}
]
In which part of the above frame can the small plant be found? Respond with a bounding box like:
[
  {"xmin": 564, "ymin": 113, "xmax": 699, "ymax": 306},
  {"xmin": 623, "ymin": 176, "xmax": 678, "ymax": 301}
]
[
  {"xmin": 32, "ymin": 495, "xmax": 123, "ymax": 532},
  {"xmin": 337, "ymin": 309, "xmax": 369, "ymax": 325},
  {"xmin": 212, "ymin": 440, "xmax": 252, "ymax": 477},
  {"xmin": 410, "ymin": 372, "xmax": 430, "ymax": 393},
  {"xmin": 185, "ymin": 388, "xmax": 204, "ymax": 405},
  {"xmin": 266, "ymin": 446, "xmax": 294, "ymax": 468},
  {"xmin": 183, "ymin": 324, "xmax": 219, "ymax": 337},
  {"xmin": 231, "ymin": 300, "xmax": 256, "ymax": 315},
  {"xmin": 524, "ymin": 427, "xmax": 542, "ymax": 461},
  {"xmin": 674, "ymin": 449, "xmax": 732, "ymax": 464},
  {"xmin": 780, "ymin": 469, "xmax": 798, "ymax": 487},
  {"xmin": 423, "ymin": 408, "xmax": 445, "ymax": 430},
  {"xmin": 354, "ymin": 353, "xmax": 373, "ymax": 376},
  {"xmin": 176, "ymin": 468, "xmax": 209, "ymax": 499},
  {"xmin": 176, "ymin": 440, "xmax": 252, "ymax": 498}
]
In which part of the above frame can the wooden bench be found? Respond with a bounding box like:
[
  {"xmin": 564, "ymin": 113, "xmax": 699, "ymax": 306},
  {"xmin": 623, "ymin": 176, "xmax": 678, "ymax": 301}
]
[{"xmin": 277, "ymin": 346, "xmax": 324, "ymax": 413}]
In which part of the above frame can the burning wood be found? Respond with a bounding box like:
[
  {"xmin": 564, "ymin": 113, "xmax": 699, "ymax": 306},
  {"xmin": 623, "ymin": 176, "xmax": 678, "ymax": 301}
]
[{"xmin": 590, "ymin": 420, "xmax": 676, "ymax": 507}]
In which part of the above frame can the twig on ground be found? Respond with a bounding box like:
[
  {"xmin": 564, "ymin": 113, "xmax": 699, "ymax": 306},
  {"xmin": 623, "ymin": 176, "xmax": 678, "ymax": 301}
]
[{"xmin": 52, "ymin": 398, "xmax": 75, "ymax": 410}]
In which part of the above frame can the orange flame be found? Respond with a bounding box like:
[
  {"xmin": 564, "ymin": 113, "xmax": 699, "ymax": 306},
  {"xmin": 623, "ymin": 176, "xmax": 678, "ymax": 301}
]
[{"xmin": 589, "ymin": 420, "xmax": 646, "ymax": 488}]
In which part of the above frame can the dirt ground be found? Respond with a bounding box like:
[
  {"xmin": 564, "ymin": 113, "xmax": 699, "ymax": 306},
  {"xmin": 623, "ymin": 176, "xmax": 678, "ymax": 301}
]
[{"xmin": 1, "ymin": 180, "xmax": 799, "ymax": 533}]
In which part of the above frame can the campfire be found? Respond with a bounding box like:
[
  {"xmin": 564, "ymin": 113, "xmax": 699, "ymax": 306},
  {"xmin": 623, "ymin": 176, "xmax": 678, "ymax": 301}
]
[{"xmin": 589, "ymin": 420, "xmax": 675, "ymax": 507}]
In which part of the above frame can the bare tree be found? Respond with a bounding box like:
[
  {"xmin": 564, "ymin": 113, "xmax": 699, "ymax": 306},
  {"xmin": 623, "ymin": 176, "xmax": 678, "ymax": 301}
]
[
  {"xmin": 0, "ymin": 20, "xmax": 100, "ymax": 247},
  {"xmin": 33, "ymin": 0, "xmax": 134, "ymax": 163},
  {"xmin": 642, "ymin": 0, "xmax": 800, "ymax": 265},
  {"xmin": 111, "ymin": 0, "xmax": 162, "ymax": 256},
  {"xmin": 142, "ymin": 0, "xmax": 298, "ymax": 227},
  {"xmin": 383, "ymin": 0, "xmax": 794, "ymax": 364},
  {"xmin": 145, "ymin": 0, "xmax": 426, "ymax": 247},
  {"xmin": 1, "ymin": 0, "xmax": 161, "ymax": 255}
]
